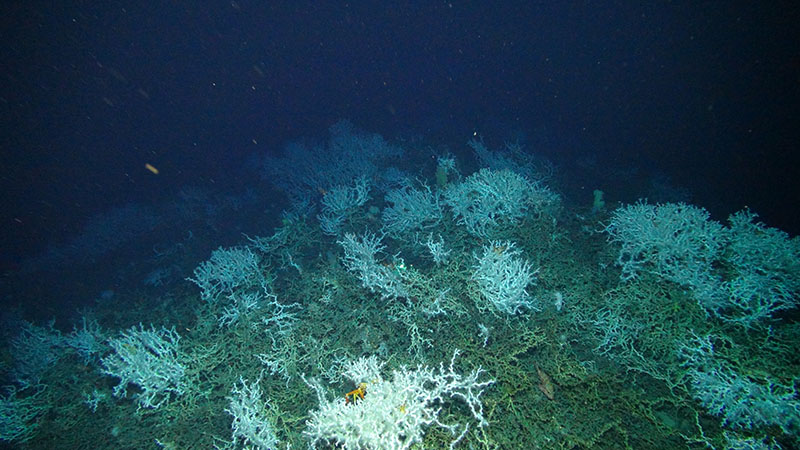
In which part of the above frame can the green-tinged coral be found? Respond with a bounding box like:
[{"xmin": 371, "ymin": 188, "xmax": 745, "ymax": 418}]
[{"xmin": 13, "ymin": 134, "xmax": 800, "ymax": 450}]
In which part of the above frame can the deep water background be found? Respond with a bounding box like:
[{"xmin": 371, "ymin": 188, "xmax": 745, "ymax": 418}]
[{"xmin": 2, "ymin": 1, "xmax": 799, "ymax": 289}]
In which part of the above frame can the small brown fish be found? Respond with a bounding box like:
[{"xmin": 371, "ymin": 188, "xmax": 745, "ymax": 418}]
[{"xmin": 536, "ymin": 366, "xmax": 555, "ymax": 401}]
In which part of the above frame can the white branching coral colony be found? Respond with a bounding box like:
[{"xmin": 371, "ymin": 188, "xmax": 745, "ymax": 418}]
[{"xmin": 5, "ymin": 124, "xmax": 799, "ymax": 449}]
